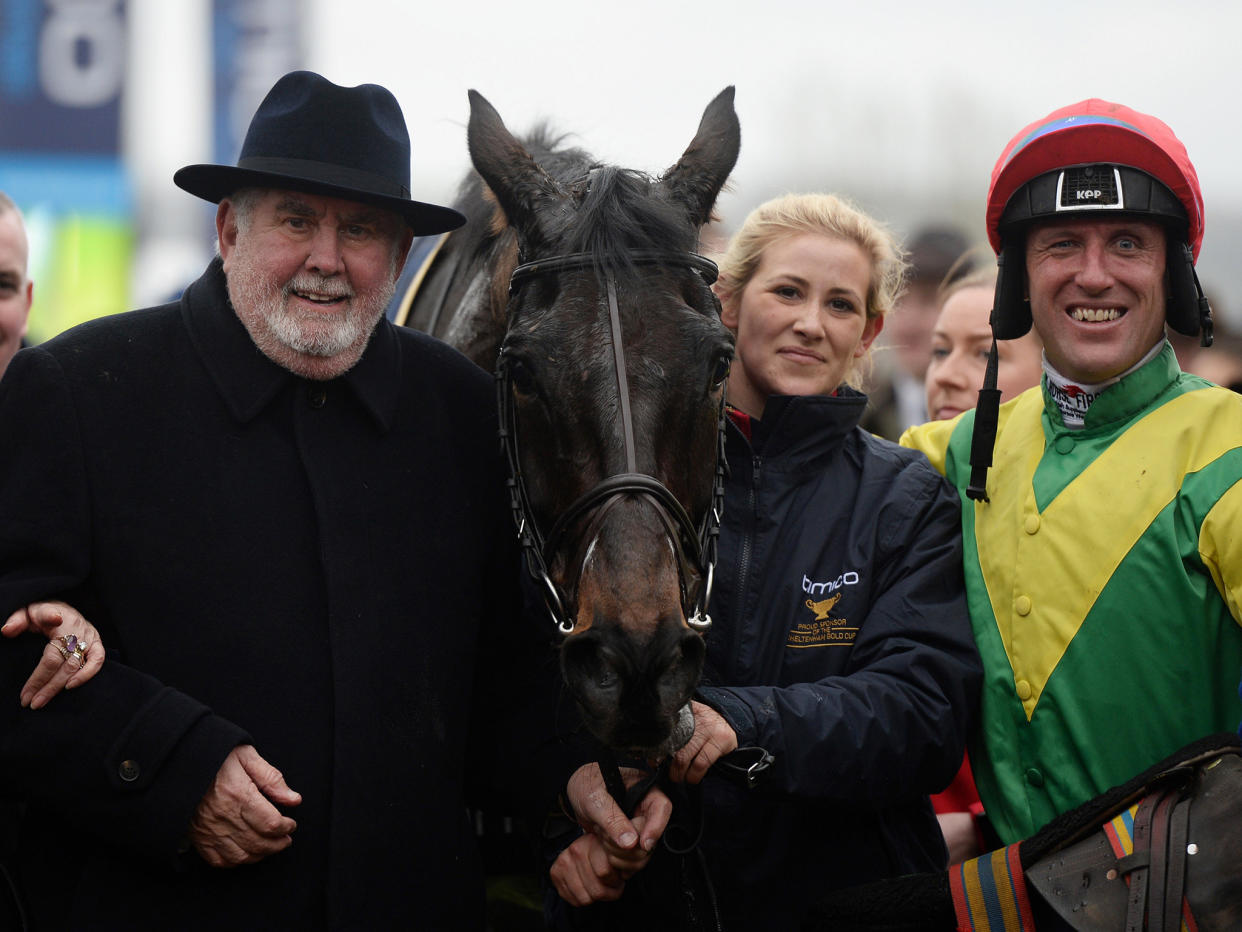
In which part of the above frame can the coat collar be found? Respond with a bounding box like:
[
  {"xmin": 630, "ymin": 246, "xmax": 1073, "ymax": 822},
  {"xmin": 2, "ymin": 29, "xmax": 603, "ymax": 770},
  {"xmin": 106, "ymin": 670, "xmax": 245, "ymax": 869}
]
[
  {"xmin": 1040, "ymin": 341, "xmax": 1181, "ymax": 436},
  {"xmin": 726, "ymin": 389, "xmax": 867, "ymax": 464},
  {"xmin": 181, "ymin": 257, "xmax": 402, "ymax": 431}
]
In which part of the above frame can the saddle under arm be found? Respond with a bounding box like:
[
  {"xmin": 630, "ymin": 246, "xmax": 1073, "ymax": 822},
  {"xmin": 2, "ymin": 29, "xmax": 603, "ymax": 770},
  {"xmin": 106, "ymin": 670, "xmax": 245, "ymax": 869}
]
[
  {"xmin": 802, "ymin": 733, "xmax": 1242, "ymax": 932},
  {"xmin": 1027, "ymin": 745, "xmax": 1242, "ymax": 931}
]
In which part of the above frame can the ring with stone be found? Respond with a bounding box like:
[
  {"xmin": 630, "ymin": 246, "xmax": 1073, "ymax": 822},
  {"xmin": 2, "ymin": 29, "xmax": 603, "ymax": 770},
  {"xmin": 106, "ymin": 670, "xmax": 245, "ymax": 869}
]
[{"xmin": 56, "ymin": 634, "xmax": 88, "ymax": 668}]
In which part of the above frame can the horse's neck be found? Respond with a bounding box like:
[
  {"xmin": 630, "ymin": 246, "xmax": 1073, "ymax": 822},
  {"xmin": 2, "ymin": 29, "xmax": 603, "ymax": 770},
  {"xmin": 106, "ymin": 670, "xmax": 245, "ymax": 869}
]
[{"xmin": 405, "ymin": 234, "xmax": 509, "ymax": 371}]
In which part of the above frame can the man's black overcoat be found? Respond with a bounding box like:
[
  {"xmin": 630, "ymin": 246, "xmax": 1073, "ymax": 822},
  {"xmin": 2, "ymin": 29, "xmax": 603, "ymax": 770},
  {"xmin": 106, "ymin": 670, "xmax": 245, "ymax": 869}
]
[{"xmin": 0, "ymin": 259, "xmax": 551, "ymax": 929}]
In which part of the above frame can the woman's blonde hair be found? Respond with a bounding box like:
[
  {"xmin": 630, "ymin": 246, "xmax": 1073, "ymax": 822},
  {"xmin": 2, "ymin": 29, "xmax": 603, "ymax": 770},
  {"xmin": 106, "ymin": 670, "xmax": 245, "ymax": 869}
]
[
  {"xmin": 715, "ymin": 193, "xmax": 906, "ymax": 321},
  {"xmin": 713, "ymin": 192, "xmax": 907, "ymax": 386},
  {"xmin": 933, "ymin": 255, "xmax": 1044, "ymax": 351}
]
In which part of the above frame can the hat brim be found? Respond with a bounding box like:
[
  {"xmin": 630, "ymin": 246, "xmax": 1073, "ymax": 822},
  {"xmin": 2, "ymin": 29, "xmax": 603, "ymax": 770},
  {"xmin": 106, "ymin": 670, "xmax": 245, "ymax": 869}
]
[{"xmin": 174, "ymin": 164, "xmax": 466, "ymax": 237}]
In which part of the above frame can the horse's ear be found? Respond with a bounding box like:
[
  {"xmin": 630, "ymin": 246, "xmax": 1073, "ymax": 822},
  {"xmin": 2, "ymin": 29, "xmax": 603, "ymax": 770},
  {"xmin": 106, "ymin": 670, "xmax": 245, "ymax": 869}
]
[
  {"xmin": 661, "ymin": 86, "xmax": 741, "ymax": 228},
  {"xmin": 467, "ymin": 90, "xmax": 568, "ymax": 250}
]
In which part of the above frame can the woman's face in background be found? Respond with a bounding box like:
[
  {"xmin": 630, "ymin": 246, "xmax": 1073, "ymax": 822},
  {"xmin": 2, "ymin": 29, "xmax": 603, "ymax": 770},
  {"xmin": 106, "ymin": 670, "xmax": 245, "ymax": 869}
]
[{"xmin": 925, "ymin": 283, "xmax": 1043, "ymax": 422}]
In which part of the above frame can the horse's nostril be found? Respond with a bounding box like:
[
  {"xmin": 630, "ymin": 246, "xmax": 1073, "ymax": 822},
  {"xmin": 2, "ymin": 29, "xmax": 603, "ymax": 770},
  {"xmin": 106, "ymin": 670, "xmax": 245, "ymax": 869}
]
[
  {"xmin": 561, "ymin": 633, "xmax": 625, "ymax": 700},
  {"xmin": 679, "ymin": 629, "xmax": 706, "ymax": 666}
]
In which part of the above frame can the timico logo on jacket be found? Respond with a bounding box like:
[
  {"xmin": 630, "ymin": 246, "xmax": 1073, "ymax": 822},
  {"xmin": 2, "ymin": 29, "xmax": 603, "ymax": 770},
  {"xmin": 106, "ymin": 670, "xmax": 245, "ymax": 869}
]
[{"xmin": 788, "ymin": 571, "xmax": 860, "ymax": 647}]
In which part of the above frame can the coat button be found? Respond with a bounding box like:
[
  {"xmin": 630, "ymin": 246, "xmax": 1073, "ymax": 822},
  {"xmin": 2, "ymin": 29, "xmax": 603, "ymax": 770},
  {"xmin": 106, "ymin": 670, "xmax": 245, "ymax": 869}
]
[
  {"xmin": 1054, "ymin": 435, "xmax": 1075, "ymax": 454},
  {"xmin": 307, "ymin": 386, "xmax": 327, "ymax": 409},
  {"xmin": 119, "ymin": 759, "xmax": 141, "ymax": 782},
  {"xmin": 1024, "ymin": 514, "xmax": 1041, "ymax": 535},
  {"xmin": 1016, "ymin": 679, "xmax": 1032, "ymax": 701},
  {"xmin": 1015, "ymin": 594, "xmax": 1032, "ymax": 616},
  {"xmin": 1025, "ymin": 767, "xmax": 1045, "ymax": 787}
]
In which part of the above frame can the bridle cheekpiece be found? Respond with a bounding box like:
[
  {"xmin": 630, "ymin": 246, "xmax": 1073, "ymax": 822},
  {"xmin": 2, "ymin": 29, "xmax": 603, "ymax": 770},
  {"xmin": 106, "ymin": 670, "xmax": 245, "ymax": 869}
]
[{"xmin": 497, "ymin": 250, "xmax": 726, "ymax": 636}]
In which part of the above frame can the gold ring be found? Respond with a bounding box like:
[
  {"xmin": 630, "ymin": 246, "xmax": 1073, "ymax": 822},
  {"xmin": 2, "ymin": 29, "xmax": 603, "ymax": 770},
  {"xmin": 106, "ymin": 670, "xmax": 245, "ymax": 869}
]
[{"xmin": 55, "ymin": 634, "xmax": 88, "ymax": 668}]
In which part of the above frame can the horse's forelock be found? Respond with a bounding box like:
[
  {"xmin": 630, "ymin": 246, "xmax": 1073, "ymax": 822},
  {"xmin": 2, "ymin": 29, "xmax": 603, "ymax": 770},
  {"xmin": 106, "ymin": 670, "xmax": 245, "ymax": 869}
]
[
  {"xmin": 559, "ymin": 166, "xmax": 697, "ymax": 277},
  {"xmin": 468, "ymin": 127, "xmax": 699, "ymax": 283}
]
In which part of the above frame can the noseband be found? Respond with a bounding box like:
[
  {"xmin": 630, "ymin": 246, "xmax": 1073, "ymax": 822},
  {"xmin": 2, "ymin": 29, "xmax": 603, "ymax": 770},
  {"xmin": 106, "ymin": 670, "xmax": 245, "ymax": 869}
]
[{"xmin": 497, "ymin": 250, "xmax": 726, "ymax": 636}]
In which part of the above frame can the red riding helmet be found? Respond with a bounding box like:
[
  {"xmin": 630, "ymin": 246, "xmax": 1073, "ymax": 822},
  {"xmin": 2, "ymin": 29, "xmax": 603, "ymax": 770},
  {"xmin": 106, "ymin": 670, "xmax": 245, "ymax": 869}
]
[
  {"xmin": 985, "ymin": 99, "xmax": 1210, "ymax": 341},
  {"xmin": 965, "ymin": 100, "xmax": 1212, "ymax": 502}
]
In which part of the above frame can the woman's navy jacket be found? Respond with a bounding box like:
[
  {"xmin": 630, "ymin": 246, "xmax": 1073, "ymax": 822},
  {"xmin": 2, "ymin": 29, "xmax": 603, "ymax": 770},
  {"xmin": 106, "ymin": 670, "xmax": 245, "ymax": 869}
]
[{"xmin": 692, "ymin": 390, "xmax": 981, "ymax": 927}]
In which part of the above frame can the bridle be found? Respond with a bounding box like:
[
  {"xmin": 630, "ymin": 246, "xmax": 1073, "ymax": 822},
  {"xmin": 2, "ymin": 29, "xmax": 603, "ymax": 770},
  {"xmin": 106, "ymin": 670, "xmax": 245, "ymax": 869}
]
[{"xmin": 496, "ymin": 249, "xmax": 727, "ymax": 636}]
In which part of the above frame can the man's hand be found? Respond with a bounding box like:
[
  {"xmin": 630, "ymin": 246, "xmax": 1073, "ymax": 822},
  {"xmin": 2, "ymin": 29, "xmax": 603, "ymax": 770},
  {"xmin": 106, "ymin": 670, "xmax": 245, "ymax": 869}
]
[
  {"xmin": 549, "ymin": 763, "xmax": 672, "ymax": 906},
  {"xmin": 188, "ymin": 745, "xmax": 302, "ymax": 868},
  {"xmin": 2, "ymin": 601, "xmax": 106, "ymax": 710},
  {"xmin": 667, "ymin": 700, "xmax": 737, "ymax": 785}
]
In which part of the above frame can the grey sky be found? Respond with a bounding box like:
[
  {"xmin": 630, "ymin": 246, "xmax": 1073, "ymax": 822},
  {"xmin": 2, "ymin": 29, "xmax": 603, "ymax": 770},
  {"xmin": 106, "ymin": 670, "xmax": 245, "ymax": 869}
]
[{"xmin": 303, "ymin": 0, "xmax": 1241, "ymax": 318}]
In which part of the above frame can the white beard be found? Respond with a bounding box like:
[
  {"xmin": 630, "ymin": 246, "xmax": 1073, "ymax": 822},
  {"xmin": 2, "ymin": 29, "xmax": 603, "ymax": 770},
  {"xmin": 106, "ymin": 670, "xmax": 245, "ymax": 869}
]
[
  {"xmin": 262, "ymin": 273, "xmax": 369, "ymax": 358},
  {"xmin": 226, "ymin": 248, "xmax": 396, "ymax": 377}
]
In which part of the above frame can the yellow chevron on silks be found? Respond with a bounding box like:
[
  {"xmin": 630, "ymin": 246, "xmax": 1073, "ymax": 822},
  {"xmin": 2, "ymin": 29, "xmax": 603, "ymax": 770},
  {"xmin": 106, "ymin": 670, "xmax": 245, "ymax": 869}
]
[
  {"xmin": 1200, "ymin": 478, "xmax": 1242, "ymax": 624},
  {"xmin": 975, "ymin": 387, "xmax": 1242, "ymax": 720},
  {"xmin": 905, "ymin": 411, "xmax": 957, "ymax": 476}
]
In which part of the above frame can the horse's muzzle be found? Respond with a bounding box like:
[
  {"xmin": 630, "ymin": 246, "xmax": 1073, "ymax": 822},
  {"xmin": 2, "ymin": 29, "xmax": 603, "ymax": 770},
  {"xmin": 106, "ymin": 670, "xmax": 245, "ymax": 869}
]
[{"xmin": 560, "ymin": 623, "xmax": 705, "ymax": 755}]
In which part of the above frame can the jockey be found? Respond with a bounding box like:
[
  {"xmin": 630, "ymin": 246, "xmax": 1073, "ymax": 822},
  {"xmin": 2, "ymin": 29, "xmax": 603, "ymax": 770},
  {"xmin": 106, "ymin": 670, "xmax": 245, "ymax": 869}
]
[{"xmin": 902, "ymin": 99, "xmax": 1242, "ymax": 844}]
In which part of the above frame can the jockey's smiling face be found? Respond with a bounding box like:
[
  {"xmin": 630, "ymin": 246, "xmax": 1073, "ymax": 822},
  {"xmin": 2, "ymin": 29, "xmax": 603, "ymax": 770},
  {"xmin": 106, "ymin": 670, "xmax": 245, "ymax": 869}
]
[{"xmin": 1025, "ymin": 217, "xmax": 1168, "ymax": 384}]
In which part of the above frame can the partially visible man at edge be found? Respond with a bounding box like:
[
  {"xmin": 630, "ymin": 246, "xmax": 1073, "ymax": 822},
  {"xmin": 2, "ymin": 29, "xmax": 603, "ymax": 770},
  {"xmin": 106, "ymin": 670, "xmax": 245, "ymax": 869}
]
[
  {"xmin": 0, "ymin": 192, "xmax": 33, "ymax": 380},
  {"xmin": 902, "ymin": 99, "xmax": 1242, "ymax": 845},
  {"xmin": 0, "ymin": 70, "xmax": 556, "ymax": 929}
]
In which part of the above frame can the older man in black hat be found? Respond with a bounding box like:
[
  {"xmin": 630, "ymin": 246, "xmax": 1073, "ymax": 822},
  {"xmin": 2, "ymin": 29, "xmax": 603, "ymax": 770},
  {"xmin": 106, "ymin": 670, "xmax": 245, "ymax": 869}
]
[{"xmin": 0, "ymin": 71, "xmax": 549, "ymax": 929}]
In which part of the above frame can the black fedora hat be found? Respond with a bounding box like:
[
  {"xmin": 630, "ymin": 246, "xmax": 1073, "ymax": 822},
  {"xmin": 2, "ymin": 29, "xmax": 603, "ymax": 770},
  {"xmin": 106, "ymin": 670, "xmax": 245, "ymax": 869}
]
[{"xmin": 174, "ymin": 70, "xmax": 465, "ymax": 236}]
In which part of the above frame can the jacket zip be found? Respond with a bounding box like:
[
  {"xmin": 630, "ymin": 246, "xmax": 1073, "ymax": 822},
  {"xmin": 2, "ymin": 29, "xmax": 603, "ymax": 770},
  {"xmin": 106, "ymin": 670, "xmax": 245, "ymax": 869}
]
[{"xmin": 727, "ymin": 453, "xmax": 761, "ymax": 673}]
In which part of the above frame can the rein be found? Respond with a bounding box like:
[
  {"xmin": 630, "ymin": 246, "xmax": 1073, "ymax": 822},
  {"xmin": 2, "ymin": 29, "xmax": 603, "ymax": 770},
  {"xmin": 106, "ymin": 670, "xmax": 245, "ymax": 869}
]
[{"xmin": 497, "ymin": 250, "xmax": 726, "ymax": 636}]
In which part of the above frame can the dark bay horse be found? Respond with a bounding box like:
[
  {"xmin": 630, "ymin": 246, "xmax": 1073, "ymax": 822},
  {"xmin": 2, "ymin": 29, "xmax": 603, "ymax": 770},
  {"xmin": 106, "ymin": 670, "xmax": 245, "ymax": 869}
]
[{"xmin": 402, "ymin": 89, "xmax": 740, "ymax": 757}]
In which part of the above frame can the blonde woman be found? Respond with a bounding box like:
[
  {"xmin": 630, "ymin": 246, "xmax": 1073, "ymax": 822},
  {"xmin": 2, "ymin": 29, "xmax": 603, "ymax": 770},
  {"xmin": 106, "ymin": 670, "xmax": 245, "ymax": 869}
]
[{"xmin": 552, "ymin": 194, "xmax": 981, "ymax": 930}]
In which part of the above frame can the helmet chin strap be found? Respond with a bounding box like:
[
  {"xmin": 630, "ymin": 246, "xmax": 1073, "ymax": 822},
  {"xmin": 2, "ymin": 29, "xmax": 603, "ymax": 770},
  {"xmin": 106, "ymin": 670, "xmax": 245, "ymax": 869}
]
[
  {"xmin": 965, "ymin": 340, "xmax": 1002, "ymax": 503},
  {"xmin": 1194, "ymin": 264, "xmax": 1214, "ymax": 348}
]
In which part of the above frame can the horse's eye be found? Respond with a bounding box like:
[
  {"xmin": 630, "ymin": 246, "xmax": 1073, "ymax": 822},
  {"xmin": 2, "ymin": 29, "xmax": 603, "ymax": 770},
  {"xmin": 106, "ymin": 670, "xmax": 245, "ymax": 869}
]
[
  {"xmin": 508, "ymin": 359, "xmax": 537, "ymax": 397},
  {"xmin": 595, "ymin": 669, "xmax": 618, "ymax": 691},
  {"xmin": 710, "ymin": 354, "xmax": 731, "ymax": 388}
]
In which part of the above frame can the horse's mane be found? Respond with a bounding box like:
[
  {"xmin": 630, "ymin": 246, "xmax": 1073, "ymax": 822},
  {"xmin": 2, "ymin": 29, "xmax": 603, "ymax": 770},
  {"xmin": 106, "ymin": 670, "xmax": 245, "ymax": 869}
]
[{"xmin": 453, "ymin": 124, "xmax": 698, "ymax": 277}]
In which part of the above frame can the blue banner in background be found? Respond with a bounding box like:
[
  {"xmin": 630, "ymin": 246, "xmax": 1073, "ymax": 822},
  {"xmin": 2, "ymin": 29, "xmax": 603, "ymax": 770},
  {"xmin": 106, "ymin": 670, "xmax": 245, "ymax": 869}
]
[
  {"xmin": 0, "ymin": 0, "xmax": 131, "ymax": 342},
  {"xmin": 0, "ymin": 0, "xmax": 304, "ymax": 341},
  {"xmin": 0, "ymin": 0, "xmax": 125, "ymax": 154},
  {"xmin": 212, "ymin": 0, "xmax": 304, "ymax": 166}
]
